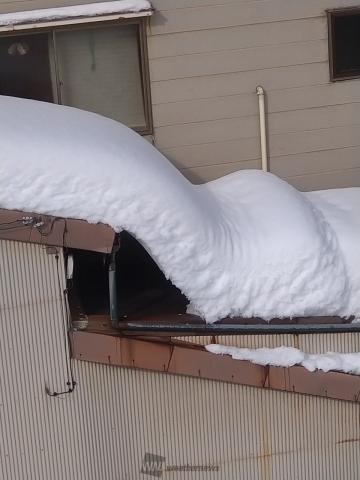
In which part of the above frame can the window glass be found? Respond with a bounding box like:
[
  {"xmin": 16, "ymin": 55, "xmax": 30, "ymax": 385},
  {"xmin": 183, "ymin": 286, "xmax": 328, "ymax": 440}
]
[
  {"xmin": 0, "ymin": 33, "xmax": 53, "ymax": 102},
  {"xmin": 329, "ymin": 10, "xmax": 360, "ymax": 80},
  {"xmin": 55, "ymin": 24, "xmax": 146, "ymax": 128}
]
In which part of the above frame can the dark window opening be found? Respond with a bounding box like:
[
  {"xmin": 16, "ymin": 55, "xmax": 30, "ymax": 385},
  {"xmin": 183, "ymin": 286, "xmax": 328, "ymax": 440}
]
[
  {"xmin": 0, "ymin": 33, "xmax": 53, "ymax": 102},
  {"xmin": 328, "ymin": 8, "xmax": 360, "ymax": 81},
  {"xmin": 67, "ymin": 231, "xmax": 187, "ymax": 324}
]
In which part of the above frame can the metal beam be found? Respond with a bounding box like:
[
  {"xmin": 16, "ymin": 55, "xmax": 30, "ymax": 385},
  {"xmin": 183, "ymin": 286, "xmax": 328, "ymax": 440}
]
[{"xmin": 118, "ymin": 321, "xmax": 360, "ymax": 336}]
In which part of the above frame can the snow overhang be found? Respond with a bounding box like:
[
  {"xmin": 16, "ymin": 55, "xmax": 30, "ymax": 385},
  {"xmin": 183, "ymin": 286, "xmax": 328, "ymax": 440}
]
[
  {"xmin": 0, "ymin": 208, "xmax": 115, "ymax": 253},
  {"xmin": 0, "ymin": 0, "xmax": 153, "ymax": 32}
]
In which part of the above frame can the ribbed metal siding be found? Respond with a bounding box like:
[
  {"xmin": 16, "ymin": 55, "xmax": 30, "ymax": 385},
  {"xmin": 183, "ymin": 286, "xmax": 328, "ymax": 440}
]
[
  {"xmin": 216, "ymin": 331, "xmax": 360, "ymax": 354},
  {"xmin": 1, "ymin": 238, "xmax": 360, "ymax": 480}
]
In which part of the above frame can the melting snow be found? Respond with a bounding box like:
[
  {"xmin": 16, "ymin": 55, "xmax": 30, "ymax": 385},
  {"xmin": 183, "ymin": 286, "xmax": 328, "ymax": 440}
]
[
  {"xmin": 206, "ymin": 344, "xmax": 360, "ymax": 375},
  {"xmin": 0, "ymin": 96, "xmax": 359, "ymax": 323},
  {"xmin": 0, "ymin": 0, "xmax": 152, "ymax": 26}
]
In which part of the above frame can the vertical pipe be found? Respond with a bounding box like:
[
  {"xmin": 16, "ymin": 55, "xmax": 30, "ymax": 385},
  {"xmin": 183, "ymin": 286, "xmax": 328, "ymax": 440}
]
[
  {"xmin": 108, "ymin": 251, "xmax": 118, "ymax": 328},
  {"xmin": 256, "ymin": 85, "xmax": 268, "ymax": 172}
]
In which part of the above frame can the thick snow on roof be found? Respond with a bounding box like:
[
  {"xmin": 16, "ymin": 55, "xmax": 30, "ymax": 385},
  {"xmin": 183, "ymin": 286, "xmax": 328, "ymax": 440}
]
[
  {"xmin": 206, "ymin": 344, "xmax": 360, "ymax": 375},
  {"xmin": 0, "ymin": 1, "xmax": 152, "ymax": 27},
  {"xmin": 0, "ymin": 96, "xmax": 359, "ymax": 323}
]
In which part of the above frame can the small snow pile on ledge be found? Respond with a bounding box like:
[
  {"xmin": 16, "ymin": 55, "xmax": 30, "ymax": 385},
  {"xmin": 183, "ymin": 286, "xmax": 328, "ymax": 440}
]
[
  {"xmin": 206, "ymin": 344, "xmax": 360, "ymax": 375},
  {"xmin": 0, "ymin": 0, "xmax": 152, "ymax": 27},
  {"xmin": 0, "ymin": 96, "xmax": 359, "ymax": 323}
]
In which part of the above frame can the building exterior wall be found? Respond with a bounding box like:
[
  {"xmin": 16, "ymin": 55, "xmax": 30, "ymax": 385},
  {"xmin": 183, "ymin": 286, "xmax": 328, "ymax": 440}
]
[
  {"xmin": 0, "ymin": 0, "xmax": 360, "ymax": 190},
  {"xmin": 148, "ymin": 0, "xmax": 360, "ymax": 189},
  {"xmin": 1, "ymin": 238, "xmax": 360, "ymax": 479}
]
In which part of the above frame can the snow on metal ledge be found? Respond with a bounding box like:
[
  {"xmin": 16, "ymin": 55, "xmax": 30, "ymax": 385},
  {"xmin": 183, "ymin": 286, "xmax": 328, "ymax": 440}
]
[
  {"xmin": 0, "ymin": 0, "xmax": 153, "ymax": 32},
  {"xmin": 72, "ymin": 330, "xmax": 360, "ymax": 404}
]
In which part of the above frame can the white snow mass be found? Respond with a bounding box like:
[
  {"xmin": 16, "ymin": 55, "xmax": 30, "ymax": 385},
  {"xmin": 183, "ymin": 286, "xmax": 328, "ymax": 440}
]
[
  {"xmin": 0, "ymin": 96, "xmax": 359, "ymax": 323},
  {"xmin": 206, "ymin": 344, "xmax": 360, "ymax": 375},
  {"xmin": 0, "ymin": 0, "xmax": 152, "ymax": 27}
]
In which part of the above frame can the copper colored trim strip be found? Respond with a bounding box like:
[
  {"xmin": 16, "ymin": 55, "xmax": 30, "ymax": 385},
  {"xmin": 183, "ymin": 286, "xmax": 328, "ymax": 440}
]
[
  {"xmin": 71, "ymin": 331, "xmax": 360, "ymax": 403},
  {"xmin": 0, "ymin": 208, "xmax": 115, "ymax": 253}
]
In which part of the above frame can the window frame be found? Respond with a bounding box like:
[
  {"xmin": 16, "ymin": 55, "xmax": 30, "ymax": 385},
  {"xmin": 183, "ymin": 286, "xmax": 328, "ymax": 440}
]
[
  {"xmin": 0, "ymin": 18, "xmax": 153, "ymax": 135},
  {"xmin": 327, "ymin": 6, "xmax": 360, "ymax": 82}
]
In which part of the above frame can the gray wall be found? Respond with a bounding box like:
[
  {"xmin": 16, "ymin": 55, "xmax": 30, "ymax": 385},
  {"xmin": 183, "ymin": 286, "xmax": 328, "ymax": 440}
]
[{"xmin": 1, "ymin": 0, "xmax": 360, "ymax": 190}]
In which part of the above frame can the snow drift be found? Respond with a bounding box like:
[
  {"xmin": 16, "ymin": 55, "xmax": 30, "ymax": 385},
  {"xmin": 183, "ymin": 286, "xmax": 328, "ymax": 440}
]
[
  {"xmin": 0, "ymin": 96, "xmax": 359, "ymax": 322},
  {"xmin": 206, "ymin": 344, "xmax": 360, "ymax": 376}
]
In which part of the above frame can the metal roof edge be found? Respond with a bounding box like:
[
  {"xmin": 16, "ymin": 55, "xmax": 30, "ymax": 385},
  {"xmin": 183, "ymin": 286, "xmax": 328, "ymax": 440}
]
[{"xmin": 0, "ymin": 207, "xmax": 116, "ymax": 253}]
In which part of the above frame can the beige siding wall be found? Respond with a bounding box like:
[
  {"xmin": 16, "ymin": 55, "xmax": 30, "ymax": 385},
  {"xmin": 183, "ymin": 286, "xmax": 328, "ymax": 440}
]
[
  {"xmin": 148, "ymin": 0, "xmax": 360, "ymax": 189},
  {"xmin": 2, "ymin": 238, "xmax": 360, "ymax": 479},
  {"xmin": 1, "ymin": 0, "xmax": 360, "ymax": 189}
]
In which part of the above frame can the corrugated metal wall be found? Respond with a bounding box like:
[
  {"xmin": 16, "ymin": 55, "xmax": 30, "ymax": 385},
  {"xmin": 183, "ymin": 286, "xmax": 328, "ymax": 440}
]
[{"xmin": 1, "ymin": 238, "xmax": 360, "ymax": 480}]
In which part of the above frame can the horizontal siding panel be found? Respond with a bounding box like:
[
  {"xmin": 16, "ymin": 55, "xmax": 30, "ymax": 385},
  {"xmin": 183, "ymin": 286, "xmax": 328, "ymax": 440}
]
[
  {"xmin": 180, "ymin": 160, "xmax": 260, "ymax": 183},
  {"xmin": 153, "ymin": 93, "xmax": 257, "ymax": 127},
  {"xmin": 271, "ymin": 146, "xmax": 360, "ymax": 178},
  {"xmin": 268, "ymin": 79, "xmax": 360, "ymax": 112},
  {"xmin": 155, "ymin": 116, "xmax": 258, "ymax": 148},
  {"xmin": 148, "ymin": 17, "xmax": 326, "ymax": 58},
  {"xmin": 181, "ymin": 159, "xmax": 360, "ymax": 188},
  {"xmin": 160, "ymin": 137, "xmax": 260, "ymax": 168},
  {"xmin": 268, "ymin": 103, "xmax": 360, "ymax": 136},
  {"xmin": 153, "ymin": 79, "xmax": 360, "ymax": 126},
  {"xmin": 151, "ymin": 0, "xmax": 257, "ymax": 10},
  {"xmin": 155, "ymin": 103, "xmax": 360, "ymax": 149},
  {"xmin": 149, "ymin": 40, "xmax": 327, "ymax": 81},
  {"xmin": 286, "ymin": 167, "xmax": 360, "ymax": 191},
  {"xmin": 150, "ymin": 0, "xmax": 360, "ymax": 35},
  {"xmin": 150, "ymin": 63, "xmax": 329, "ymax": 104},
  {"xmin": 269, "ymin": 124, "xmax": 360, "ymax": 157},
  {"xmin": 160, "ymin": 124, "xmax": 360, "ymax": 171},
  {"xmin": 178, "ymin": 146, "xmax": 360, "ymax": 185}
]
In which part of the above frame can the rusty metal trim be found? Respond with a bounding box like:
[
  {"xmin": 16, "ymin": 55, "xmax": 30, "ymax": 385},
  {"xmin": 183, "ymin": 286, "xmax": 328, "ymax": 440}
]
[
  {"xmin": 0, "ymin": 208, "xmax": 115, "ymax": 253},
  {"xmin": 71, "ymin": 331, "xmax": 360, "ymax": 403}
]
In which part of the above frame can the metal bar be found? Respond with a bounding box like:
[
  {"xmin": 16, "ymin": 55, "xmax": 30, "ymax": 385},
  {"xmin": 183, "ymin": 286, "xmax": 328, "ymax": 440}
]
[
  {"xmin": 108, "ymin": 235, "xmax": 121, "ymax": 329},
  {"xmin": 108, "ymin": 251, "xmax": 119, "ymax": 329},
  {"xmin": 118, "ymin": 321, "xmax": 360, "ymax": 336}
]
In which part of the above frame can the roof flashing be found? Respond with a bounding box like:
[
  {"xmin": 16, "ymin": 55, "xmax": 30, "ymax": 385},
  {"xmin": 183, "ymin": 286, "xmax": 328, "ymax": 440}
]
[
  {"xmin": 0, "ymin": 0, "xmax": 153, "ymax": 32},
  {"xmin": 0, "ymin": 208, "xmax": 116, "ymax": 253}
]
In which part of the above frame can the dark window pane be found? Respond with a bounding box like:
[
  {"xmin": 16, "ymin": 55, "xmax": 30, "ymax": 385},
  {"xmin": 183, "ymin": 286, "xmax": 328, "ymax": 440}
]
[
  {"xmin": 331, "ymin": 11, "xmax": 360, "ymax": 79},
  {"xmin": 0, "ymin": 33, "xmax": 53, "ymax": 102}
]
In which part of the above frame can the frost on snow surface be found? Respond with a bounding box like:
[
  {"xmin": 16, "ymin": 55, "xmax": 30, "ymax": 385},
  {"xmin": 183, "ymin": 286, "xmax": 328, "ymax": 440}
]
[
  {"xmin": 0, "ymin": 96, "xmax": 359, "ymax": 323},
  {"xmin": 0, "ymin": 0, "xmax": 151, "ymax": 26},
  {"xmin": 206, "ymin": 344, "xmax": 360, "ymax": 376}
]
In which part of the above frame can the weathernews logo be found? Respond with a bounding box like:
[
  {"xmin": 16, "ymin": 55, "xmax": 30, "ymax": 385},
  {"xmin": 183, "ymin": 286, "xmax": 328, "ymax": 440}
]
[{"xmin": 140, "ymin": 452, "xmax": 220, "ymax": 477}]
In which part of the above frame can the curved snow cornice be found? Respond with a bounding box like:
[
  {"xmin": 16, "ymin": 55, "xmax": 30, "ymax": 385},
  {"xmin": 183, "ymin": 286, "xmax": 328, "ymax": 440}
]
[{"xmin": 0, "ymin": 96, "xmax": 359, "ymax": 323}]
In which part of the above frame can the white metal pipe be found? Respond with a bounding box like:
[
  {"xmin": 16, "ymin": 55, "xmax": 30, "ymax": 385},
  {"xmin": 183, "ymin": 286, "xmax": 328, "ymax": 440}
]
[{"xmin": 256, "ymin": 85, "xmax": 268, "ymax": 172}]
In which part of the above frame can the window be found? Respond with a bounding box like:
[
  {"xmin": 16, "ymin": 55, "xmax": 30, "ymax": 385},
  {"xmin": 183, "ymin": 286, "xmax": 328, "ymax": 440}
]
[
  {"xmin": 328, "ymin": 7, "xmax": 360, "ymax": 81},
  {"xmin": 0, "ymin": 20, "xmax": 152, "ymax": 133}
]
